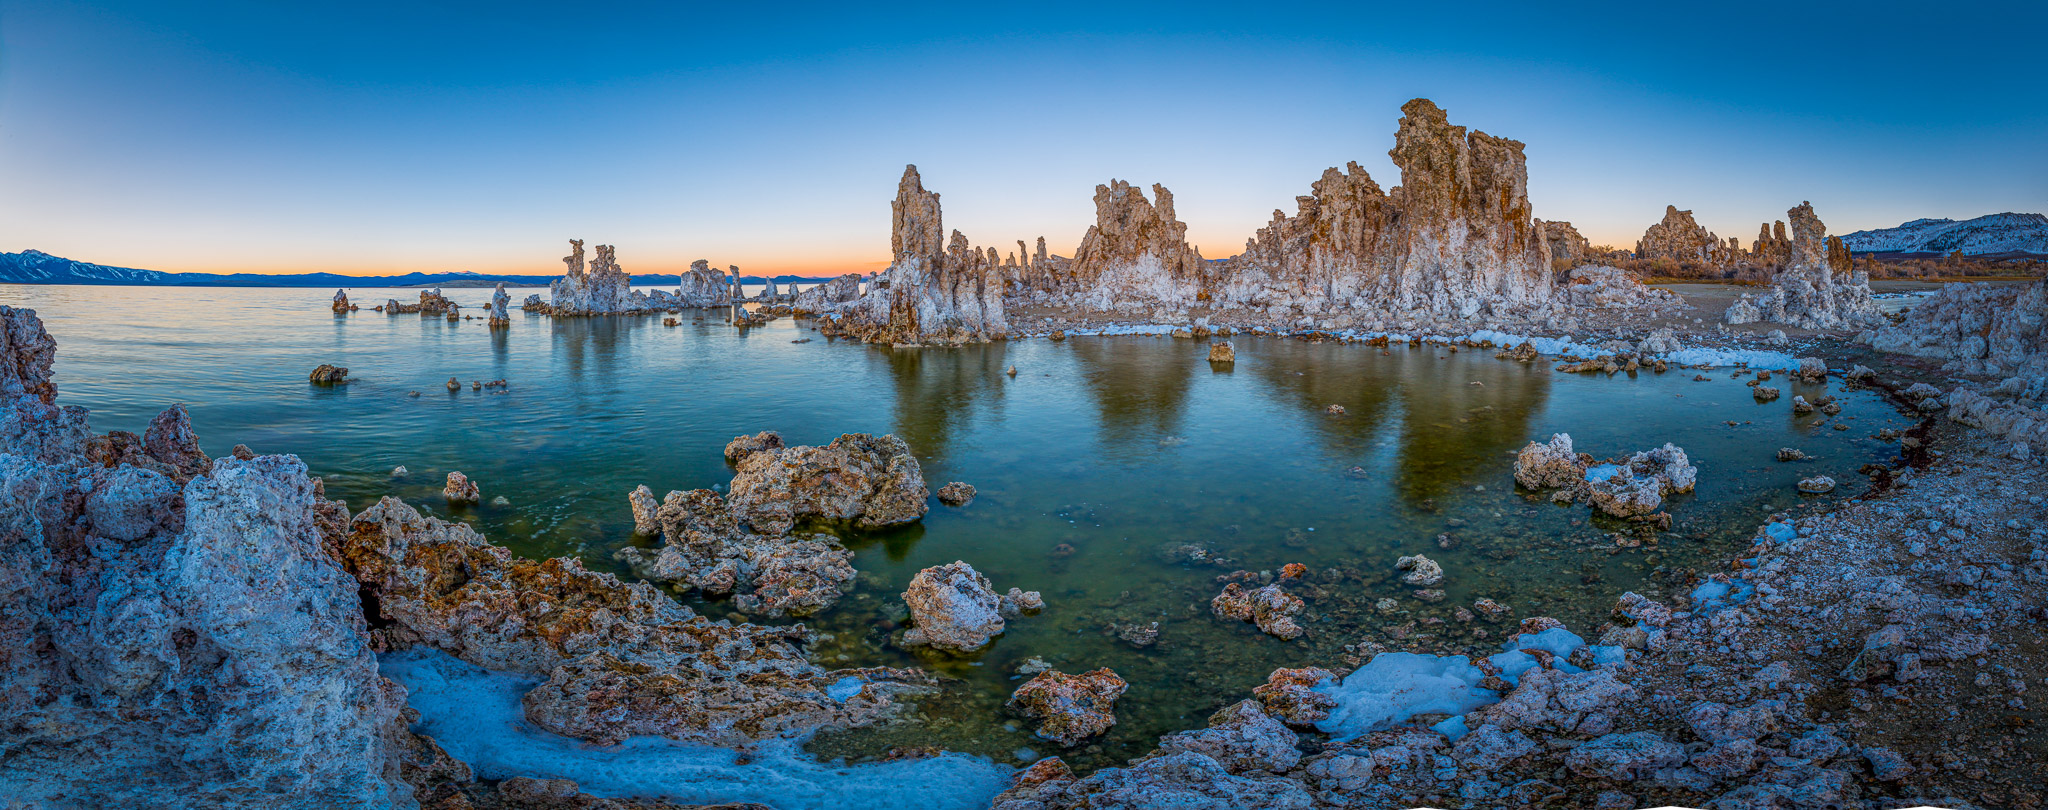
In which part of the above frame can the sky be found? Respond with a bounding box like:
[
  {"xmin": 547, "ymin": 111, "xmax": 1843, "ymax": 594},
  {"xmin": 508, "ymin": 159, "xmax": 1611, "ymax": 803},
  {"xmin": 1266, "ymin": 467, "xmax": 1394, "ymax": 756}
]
[{"xmin": 1, "ymin": 1, "xmax": 2043, "ymax": 277}]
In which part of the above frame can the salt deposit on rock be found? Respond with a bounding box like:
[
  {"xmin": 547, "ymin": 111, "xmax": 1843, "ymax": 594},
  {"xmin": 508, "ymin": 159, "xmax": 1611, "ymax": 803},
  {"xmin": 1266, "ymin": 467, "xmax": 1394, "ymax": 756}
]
[
  {"xmin": 0, "ymin": 306, "xmax": 415, "ymax": 806},
  {"xmin": 725, "ymin": 433, "xmax": 929, "ymax": 535},
  {"xmin": 1211, "ymin": 583, "xmax": 1306, "ymax": 639},
  {"xmin": 901, "ymin": 561, "xmax": 1010, "ymax": 651},
  {"xmin": 1008, "ymin": 668, "xmax": 1127, "ymax": 746},
  {"xmin": 834, "ymin": 166, "xmax": 1007, "ymax": 345},
  {"xmin": 1864, "ymin": 277, "xmax": 2046, "ymax": 378},
  {"xmin": 487, "ymin": 283, "xmax": 511, "ymax": 326},
  {"xmin": 1207, "ymin": 99, "xmax": 1554, "ymax": 324},
  {"xmin": 792, "ymin": 273, "xmax": 863, "ymax": 313},
  {"xmin": 1514, "ymin": 433, "xmax": 1587, "ymax": 489},
  {"xmin": 1722, "ymin": 202, "xmax": 1879, "ymax": 329}
]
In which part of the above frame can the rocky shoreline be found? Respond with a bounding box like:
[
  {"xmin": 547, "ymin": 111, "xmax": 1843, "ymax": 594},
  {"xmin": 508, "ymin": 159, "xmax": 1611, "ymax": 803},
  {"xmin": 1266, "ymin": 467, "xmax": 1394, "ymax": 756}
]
[{"xmin": 8, "ymin": 242, "xmax": 2047, "ymax": 810}]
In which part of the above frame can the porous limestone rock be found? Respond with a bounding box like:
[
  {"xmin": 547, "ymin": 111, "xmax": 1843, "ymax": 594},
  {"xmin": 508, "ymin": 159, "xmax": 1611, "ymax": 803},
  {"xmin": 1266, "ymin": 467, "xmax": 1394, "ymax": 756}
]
[
  {"xmin": 1047, "ymin": 180, "xmax": 1206, "ymax": 315},
  {"xmin": 1514, "ymin": 433, "xmax": 1587, "ymax": 489},
  {"xmin": 1211, "ymin": 99, "xmax": 1554, "ymax": 325},
  {"xmin": 549, "ymin": 240, "xmax": 650, "ymax": 315},
  {"xmin": 725, "ymin": 433, "xmax": 929, "ymax": 535},
  {"xmin": 487, "ymin": 283, "xmax": 511, "ymax": 327},
  {"xmin": 1636, "ymin": 205, "xmax": 1742, "ymax": 266},
  {"xmin": 935, "ymin": 481, "xmax": 977, "ymax": 506},
  {"xmin": 310, "ymin": 364, "xmax": 350, "ymax": 384},
  {"xmin": 1541, "ymin": 220, "xmax": 1591, "ymax": 270},
  {"xmin": 1583, "ymin": 444, "xmax": 1696, "ymax": 519},
  {"xmin": 675, "ymin": 260, "xmax": 734, "ymax": 308},
  {"xmin": 835, "ymin": 166, "xmax": 1006, "ymax": 345},
  {"xmin": 1797, "ymin": 476, "xmax": 1836, "ymax": 494},
  {"xmin": 1008, "ymin": 668, "xmax": 1128, "ymax": 746},
  {"xmin": 144, "ymin": 403, "xmax": 212, "ymax": 481},
  {"xmin": 336, "ymin": 496, "xmax": 917, "ymax": 746},
  {"xmin": 0, "ymin": 306, "xmax": 414, "ymax": 807},
  {"xmin": 1208, "ymin": 341, "xmax": 1236, "ymax": 363},
  {"xmin": 723, "ymin": 430, "xmax": 785, "ymax": 463},
  {"xmin": 900, "ymin": 561, "xmax": 1009, "ymax": 650},
  {"xmin": 1561, "ymin": 265, "xmax": 1684, "ymax": 311},
  {"xmin": 333, "ymin": 288, "xmax": 353, "ymax": 313},
  {"xmin": 612, "ymin": 487, "xmax": 856, "ymax": 618},
  {"xmin": 1565, "ymin": 732, "xmax": 1688, "ymax": 780},
  {"xmin": 1395, "ymin": 554, "xmax": 1445, "ymax": 586},
  {"xmin": 1864, "ymin": 277, "xmax": 2046, "ymax": 378},
  {"xmin": 628, "ymin": 484, "xmax": 659, "ymax": 534},
  {"xmin": 442, "ymin": 471, "xmax": 480, "ymax": 504},
  {"xmin": 1252, "ymin": 668, "xmax": 1339, "ymax": 728},
  {"xmin": 990, "ymin": 752, "xmax": 1315, "ymax": 810},
  {"xmin": 1722, "ymin": 203, "xmax": 1878, "ymax": 329},
  {"xmin": 1156, "ymin": 700, "xmax": 1301, "ymax": 773},
  {"xmin": 791, "ymin": 273, "xmax": 863, "ymax": 313},
  {"xmin": 1212, "ymin": 583, "xmax": 1306, "ymax": 640}
]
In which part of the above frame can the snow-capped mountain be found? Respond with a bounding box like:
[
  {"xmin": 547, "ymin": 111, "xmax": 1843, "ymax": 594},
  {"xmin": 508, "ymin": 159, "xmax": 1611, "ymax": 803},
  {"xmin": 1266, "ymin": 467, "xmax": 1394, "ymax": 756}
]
[
  {"xmin": 1837, "ymin": 213, "xmax": 2048, "ymax": 255},
  {"xmin": 0, "ymin": 249, "xmax": 168, "ymax": 284}
]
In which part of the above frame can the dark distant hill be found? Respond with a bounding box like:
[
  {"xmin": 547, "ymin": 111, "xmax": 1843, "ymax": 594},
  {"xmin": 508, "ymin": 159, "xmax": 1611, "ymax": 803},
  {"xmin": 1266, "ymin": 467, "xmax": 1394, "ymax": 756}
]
[{"xmin": 0, "ymin": 249, "xmax": 846, "ymax": 287}]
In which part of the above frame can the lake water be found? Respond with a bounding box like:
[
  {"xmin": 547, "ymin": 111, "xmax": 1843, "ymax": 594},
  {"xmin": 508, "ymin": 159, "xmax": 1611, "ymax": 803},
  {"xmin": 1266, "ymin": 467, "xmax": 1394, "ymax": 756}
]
[{"xmin": 4, "ymin": 282, "xmax": 1911, "ymax": 773}]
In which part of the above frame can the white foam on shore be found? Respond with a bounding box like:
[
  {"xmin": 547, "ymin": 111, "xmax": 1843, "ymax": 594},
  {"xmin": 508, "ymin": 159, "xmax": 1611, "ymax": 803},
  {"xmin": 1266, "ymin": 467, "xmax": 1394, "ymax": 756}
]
[
  {"xmin": 380, "ymin": 649, "xmax": 1014, "ymax": 809},
  {"xmin": 1314, "ymin": 628, "xmax": 1626, "ymax": 742},
  {"xmin": 1661, "ymin": 347, "xmax": 1800, "ymax": 370}
]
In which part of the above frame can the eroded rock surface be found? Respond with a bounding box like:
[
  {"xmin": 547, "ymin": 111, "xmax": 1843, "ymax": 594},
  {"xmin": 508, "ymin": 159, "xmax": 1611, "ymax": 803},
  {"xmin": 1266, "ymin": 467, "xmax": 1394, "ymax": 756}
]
[
  {"xmin": 335, "ymin": 496, "xmax": 917, "ymax": 746},
  {"xmin": 725, "ymin": 433, "xmax": 929, "ymax": 534},
  {"xmin": 0, "ymin": 306, "xmax": 414, "ymax": 807},
  {"xmin": 901, "ymin": 561, "xmax": 1011, "ymax": 651},
  {"xmin": 1212, "ymin": 583, "xmax": 1306, "ymax": 639},
  {"xmin": 835, "ymin": 166, "xmax": 1007, "ymax": 345},
  {"xmin": 1008, "ymin": 668, "xmax": 1128, "ymax": 746}
]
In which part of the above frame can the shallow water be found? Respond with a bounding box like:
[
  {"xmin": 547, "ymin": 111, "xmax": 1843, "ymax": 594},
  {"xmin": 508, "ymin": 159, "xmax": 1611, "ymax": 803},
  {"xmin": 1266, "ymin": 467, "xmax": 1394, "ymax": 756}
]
[{"xmin": 6, "ymin": 283, "xmax": 1912, "ymax": 778}]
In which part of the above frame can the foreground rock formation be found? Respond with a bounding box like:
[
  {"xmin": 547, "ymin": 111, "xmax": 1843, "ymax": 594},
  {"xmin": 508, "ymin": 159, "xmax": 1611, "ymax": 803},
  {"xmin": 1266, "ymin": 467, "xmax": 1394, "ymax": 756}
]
[
  {"xmin": 900, "ymin": 561, "xmax": 1041, "ymax": 651},
  {"xmin": 1724, "ymin": 203, "xmax": 1879, "ymax": 329},
  {"xmin": 1008, "ymin": 668, "xmax": 1127, "ymax": 746},
  {"xmin": 338, "ymin": 497, "xmax": 920, "ymax": 747},
  {"xmin": 725, "ymin": 432, "xmax": 929, "ymax": 534},
  {"xmin": 833, "ymin": 166, "xmax": 1008, "ymax": 344},
  {"xmin": 0, "ymin": 305, "xmax": 414, "ymax": 807}
]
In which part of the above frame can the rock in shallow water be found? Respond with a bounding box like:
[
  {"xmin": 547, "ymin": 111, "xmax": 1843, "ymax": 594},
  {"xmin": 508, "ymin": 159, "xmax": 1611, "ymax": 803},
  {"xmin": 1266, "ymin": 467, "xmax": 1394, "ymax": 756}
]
[
  {"xmin": 901, "ymin": 561, "xmax": 1016, "ymax": 651},
  {"xmin": 1211, "ymin": 582, "xmax": 1306, "ymax": 640},
  {"xmin": 1008, "ymin": 668, "xmax": 1128, "ymax": 746},
  {"xmin": 725, "ymin": 433, "xmax": 928, "ymax": 535}
]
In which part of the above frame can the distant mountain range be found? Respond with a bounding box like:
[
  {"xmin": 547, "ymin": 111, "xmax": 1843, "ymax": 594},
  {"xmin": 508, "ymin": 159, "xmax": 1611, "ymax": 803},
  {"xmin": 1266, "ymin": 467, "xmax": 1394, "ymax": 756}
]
[
  {"xmin": 0, "ymin": 249, "xmax": 841, "ymax": 287},
  {"xmin": 1838, "ymin": 213, "xmax": 2048, "ymax": 255}
]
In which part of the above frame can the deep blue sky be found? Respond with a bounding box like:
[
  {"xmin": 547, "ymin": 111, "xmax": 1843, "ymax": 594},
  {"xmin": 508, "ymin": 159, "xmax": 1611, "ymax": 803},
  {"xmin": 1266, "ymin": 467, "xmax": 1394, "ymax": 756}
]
[{"xmin": 2, "ymin": 0, "xmax": 2042, "ymax": 275}]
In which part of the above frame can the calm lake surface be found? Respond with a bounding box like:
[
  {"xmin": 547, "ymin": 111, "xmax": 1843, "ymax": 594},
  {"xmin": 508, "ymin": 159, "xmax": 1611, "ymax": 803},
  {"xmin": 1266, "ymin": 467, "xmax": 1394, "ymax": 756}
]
[{"xmin": 5, "ymin": 282, "xmax": 1911, "ymax": 769}]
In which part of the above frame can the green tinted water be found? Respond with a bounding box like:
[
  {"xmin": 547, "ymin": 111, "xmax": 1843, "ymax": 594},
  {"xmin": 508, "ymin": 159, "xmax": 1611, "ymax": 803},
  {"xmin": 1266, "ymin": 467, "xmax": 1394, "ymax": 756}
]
[{"xmin": 9, "ymin": 283, "xmax": 1909, "ymax": 769}]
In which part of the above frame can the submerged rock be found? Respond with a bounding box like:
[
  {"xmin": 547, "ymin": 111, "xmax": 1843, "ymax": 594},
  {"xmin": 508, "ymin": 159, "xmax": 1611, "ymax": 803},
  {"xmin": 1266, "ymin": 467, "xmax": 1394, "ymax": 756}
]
[
  {"xmin": 935, "ymin": 481, "xmax": 977, "ymax": 506},
  {"xmin": 725, "ymin": 433, "xmax": 929, "ymax": 534},
  {"xmin": 1008, "ymin": 668, "xmax": 1128, "ymax": 746},
  {"xmin": 1208, "ymin": 341, "xmax": 1236, "ymax": 363},
  {"xmin": 1797, "ymin": 476, "xmax": 1836, "ymax": 494},
  {"xmin": 1395, "ymin": 554, "xmax": 1445, "ymax": 586},
  {"xmin": 1212, "ymin": 583, "xmax": 1306, "ymax": 640}
]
